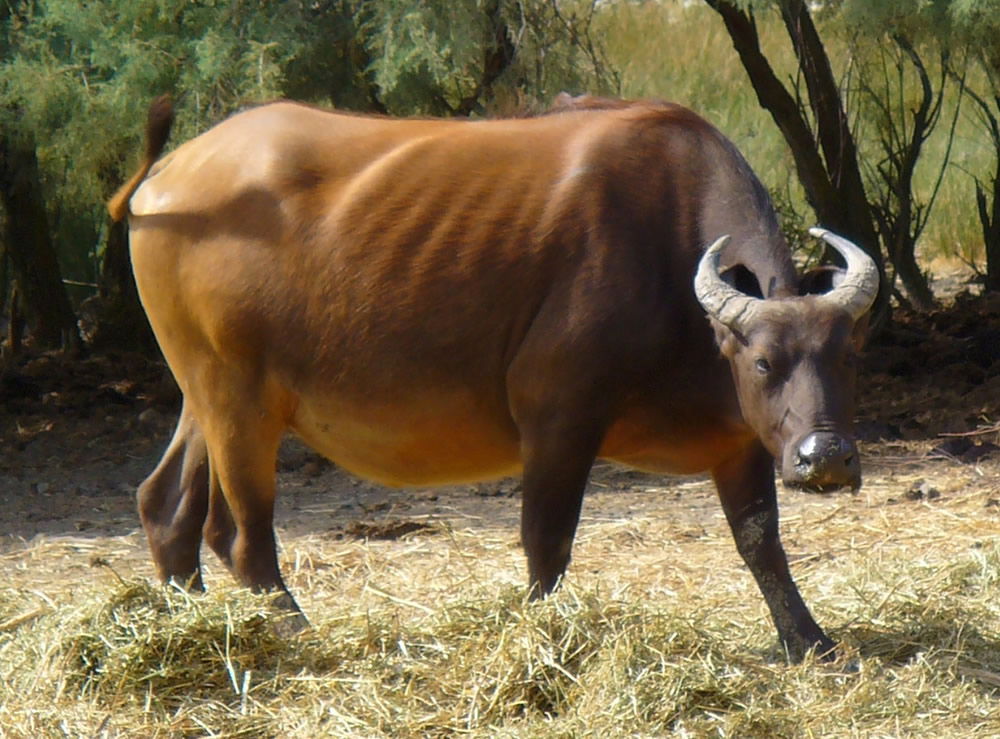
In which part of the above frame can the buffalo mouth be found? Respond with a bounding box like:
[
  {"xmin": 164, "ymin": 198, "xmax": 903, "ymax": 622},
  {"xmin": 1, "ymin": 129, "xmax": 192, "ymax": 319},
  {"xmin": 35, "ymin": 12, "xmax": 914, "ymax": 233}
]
[{"xmin": 782, "ymin": 478, "xmax": 861, "ymax": 494}]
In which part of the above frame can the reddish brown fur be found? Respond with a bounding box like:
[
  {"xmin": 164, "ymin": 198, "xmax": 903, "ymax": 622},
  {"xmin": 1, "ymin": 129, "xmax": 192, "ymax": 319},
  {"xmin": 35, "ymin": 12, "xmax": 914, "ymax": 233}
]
[{"xmin": 113, "ymin": 96, "xmax": 869, "ymax": 660}]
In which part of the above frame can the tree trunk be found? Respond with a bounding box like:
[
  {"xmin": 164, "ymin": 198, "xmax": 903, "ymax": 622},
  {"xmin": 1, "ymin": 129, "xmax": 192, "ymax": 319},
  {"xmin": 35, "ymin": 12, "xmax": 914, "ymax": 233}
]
[
  {"xmin": 980, "ymin": 172, "xmax": 1000, "ymax": 292},
  {"xmin": 704, "ymin": 0, "xmax": 890, "ymax": 327},
  {"xmin": 892, "ymin": 237, "xmax": 935, "ymax": 308},
  {"xmin": 4, "ymin": 283, "xmax": 24, "ymax": 357},
  {"xmin": 87, "ymin": 218, "xmax": 157, "ymax": 351},
  {"xmin": 704, "ymin": 0, "xmax": 839, "ymax": 227},
  {"xmin": 0, "ymin": 128, "xmax": 79, "ymax": 349},
  {"xmin": 777, "ymin": 0, "xmax": 880, "ymax": 256},
  {"xmin": 454, "ymin": 0, "xmax": 515, "ymax": 116},
  {"xmin": 956, "ymin": 84, "xmax": 1000, "ymax": 291}
]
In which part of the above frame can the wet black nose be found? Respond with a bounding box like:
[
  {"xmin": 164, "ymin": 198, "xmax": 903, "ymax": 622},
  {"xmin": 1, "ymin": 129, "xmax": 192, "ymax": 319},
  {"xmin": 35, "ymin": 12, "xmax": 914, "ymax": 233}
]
[{"xmin": 790, "ymin": 432, "xmax": 860, "ymax": 491}]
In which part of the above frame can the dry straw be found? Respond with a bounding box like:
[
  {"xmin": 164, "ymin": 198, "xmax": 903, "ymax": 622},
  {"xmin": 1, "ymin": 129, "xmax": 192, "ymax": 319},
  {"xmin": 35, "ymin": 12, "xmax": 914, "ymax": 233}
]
[{"xmin": 2, "ymin": 464, "xmax": 1000, "ymax": 737}]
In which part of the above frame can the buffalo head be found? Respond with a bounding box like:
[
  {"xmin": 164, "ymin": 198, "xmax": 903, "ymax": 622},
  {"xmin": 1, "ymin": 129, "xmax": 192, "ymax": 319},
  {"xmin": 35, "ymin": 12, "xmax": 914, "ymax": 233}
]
[{"xmin": 695, "ymin": 229, "xmax": 879, "ymax": 492}]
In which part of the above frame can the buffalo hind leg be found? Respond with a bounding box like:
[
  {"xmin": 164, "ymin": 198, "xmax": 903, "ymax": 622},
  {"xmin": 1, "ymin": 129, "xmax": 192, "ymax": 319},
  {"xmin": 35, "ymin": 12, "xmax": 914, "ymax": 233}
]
[
  {"xmin": 712, "ymin": 440, "xmax": 836, "ymax": 662},
  {"xmin": 137, "ymin": 403, "xmax": 210, "ymax": 590},
  {"xmin": 193, "ymin": 390, "xmax": 305, "ymax": 625},
  {"xmin": 518, "ymin": 422, "xmax": 603, "ymax": 597},
  {"xmin": 203, "ymin": 471, "xmax": 237, "ymax": 572}
]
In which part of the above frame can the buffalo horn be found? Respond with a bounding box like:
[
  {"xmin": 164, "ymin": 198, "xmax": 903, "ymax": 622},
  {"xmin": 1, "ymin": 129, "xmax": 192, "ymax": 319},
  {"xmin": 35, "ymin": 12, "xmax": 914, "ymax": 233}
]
[
  {"xmin": 808, "ymin": 227, "xmax": 879, "ymax": 320},
  {"xmin": 693, "ymin": 235, "xmax": 763, "ymax": 332}
]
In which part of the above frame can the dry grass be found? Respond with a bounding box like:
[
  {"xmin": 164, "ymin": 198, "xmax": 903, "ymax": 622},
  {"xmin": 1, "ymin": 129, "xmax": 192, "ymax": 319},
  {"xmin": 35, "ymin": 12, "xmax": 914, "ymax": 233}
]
[
  {"xmin": 597, "ymin": 1, "xmax": 988, "ymax": 263},
  {"xmin": 2, "ymin": 461, "xmax": 1000, "ymax": 737}
]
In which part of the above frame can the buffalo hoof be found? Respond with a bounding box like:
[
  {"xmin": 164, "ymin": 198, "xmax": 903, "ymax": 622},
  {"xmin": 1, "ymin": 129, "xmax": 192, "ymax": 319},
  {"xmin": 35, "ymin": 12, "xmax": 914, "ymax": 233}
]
[
  {"xmin": 784, "ymin": 637, "xmax": 838, "ymax": 664},
  {"xmin": 165, "ymin": 572, "xmax": 206, "ymax": 593},
  {"xmin": 269, "ymin": 591, "xmax": 309, "ymax": 637}
]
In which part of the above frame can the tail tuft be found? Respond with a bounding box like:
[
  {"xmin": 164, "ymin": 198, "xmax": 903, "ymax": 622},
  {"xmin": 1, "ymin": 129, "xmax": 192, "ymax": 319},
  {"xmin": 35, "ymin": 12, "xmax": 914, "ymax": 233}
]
[
  {"xmin": 144, "ymin": 95, "xmax": 175, "ymax": 162},
  {"xmin": 107, "ymin": 95, "xmax": 176, "ymax": 222}
]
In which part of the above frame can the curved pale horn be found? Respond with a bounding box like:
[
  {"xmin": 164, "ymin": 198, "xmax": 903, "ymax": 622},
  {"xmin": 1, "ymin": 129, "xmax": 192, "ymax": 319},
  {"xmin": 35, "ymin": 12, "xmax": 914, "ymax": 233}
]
[
  {"xmin": 808, "ymin": 227, "xmax": 880, "ymax": 320},
  {"xmin": 693, "ymin": 235, "xmax": 763, "ymax": 331}
]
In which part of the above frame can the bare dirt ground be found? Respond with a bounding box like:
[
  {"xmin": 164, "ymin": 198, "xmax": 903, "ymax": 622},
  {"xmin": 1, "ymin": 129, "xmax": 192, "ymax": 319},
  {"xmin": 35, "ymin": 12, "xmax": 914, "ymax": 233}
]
[{"xmin": 2, "ymin": 280, "xmax": 999, "ymax": 616}]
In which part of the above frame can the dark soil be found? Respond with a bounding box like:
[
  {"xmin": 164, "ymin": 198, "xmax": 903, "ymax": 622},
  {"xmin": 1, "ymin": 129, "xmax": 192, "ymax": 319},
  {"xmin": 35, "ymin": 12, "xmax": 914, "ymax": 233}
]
[{"xmin": 857, "ymin": 290, "xmax": 1000, "ymax": 452}]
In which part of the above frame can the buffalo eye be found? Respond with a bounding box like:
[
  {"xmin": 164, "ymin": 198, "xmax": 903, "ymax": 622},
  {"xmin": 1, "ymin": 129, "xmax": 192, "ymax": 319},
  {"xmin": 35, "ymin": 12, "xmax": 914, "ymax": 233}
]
[{"xmin": 754, "ymin": 357, "xmax": 772, "ymax": 375}]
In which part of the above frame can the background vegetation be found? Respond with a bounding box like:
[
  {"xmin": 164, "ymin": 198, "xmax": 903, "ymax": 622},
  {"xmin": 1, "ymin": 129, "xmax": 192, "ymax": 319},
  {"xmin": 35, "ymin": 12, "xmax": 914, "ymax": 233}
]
[
  {"xmin": 1, "ymin": 0, "xmax": 998, "ymax": 350},
  {"xmin": 3, "ymin": 3, "xmax": 1000, "ymax": 736}
]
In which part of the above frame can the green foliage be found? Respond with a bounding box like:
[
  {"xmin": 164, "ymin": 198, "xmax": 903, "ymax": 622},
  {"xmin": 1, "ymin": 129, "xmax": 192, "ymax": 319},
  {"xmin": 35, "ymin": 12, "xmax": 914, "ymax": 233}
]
[
  {"xmin": 949, "ymin": 0, "xmax": 1000, "ymax": 57},
  {"xmin": 0, "ymin": 0, "xmax": 335, "ymax": 289},
  {"xmin": 837, "ymin": 0, "xmax": 953, "ymax": 37},
  {"xmin": 1, "ymin": 0, "xmax": 995, "ymax": 331},
  {"xmin": 0, "ymin": 0, "xmax": 614, "ymax": 310},
  {"xmin": 364, "ymin": 0, "xmax": 493, "ymax": 112},
  {"xmin": 361, "ymin": 0, "xmax": 617, "ymax": 115},
  {"xmin": 836, "ymin": 0, "xmax": 1000, "ymax": 281},
  {"xmin": 610, "ymin": 1, "xmax": 990, "ymax": 270}
]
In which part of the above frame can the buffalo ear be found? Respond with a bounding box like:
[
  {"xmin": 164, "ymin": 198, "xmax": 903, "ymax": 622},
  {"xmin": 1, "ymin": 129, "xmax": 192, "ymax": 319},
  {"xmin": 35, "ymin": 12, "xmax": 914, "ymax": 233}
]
[
  {"xmin": 711, "ymin": 318, "xmax": 748, "ymax": 359},
  {"xmin": 800, "ymin": 265, "xmax": 872, "ymax": 348},
  {"xmin": 721, "ymin": 264, "xmax": 764, "ymax": 299},
  {"xmin": 799, "ymin": 265, "xmax": 844, "ymax": 296},
  {"xmin": 851, "ymin": 311, "xmax": 871, "ymax": 351},
  {"xmin": 551, "ymin": 91, "xmax": 577, "ymax": 110},
  {"xmin": 709, "ymin": 265, "xmax": 758, "ymax": 358}
]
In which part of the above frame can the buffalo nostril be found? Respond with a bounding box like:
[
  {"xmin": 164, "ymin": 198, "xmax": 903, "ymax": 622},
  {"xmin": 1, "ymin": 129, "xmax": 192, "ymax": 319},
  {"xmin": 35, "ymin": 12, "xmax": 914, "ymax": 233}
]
[
  {"xmin": 788, "ymin": 432, "xmax": 860, "ymax": 490},
  {"xmin": 794, "ymin": 433, "xmax": 858, "ymax": 472}
]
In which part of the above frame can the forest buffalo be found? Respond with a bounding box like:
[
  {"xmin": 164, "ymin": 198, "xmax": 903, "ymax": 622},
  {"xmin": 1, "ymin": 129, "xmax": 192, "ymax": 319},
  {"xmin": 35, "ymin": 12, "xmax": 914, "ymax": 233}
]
[{"xmin": 108, "ymin": 94, "xmax": 878, "ymax": 661}]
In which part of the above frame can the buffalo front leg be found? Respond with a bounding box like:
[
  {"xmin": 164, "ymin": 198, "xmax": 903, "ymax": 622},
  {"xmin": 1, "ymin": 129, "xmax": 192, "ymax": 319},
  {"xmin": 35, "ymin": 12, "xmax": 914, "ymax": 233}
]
[
  {"xmin": 137, "ymin": 402, "xmax": 210, "ymax": 590},
  {"xmin": 518, "ymin": 423, "xmax": 603, "ymax": 597},
  {"xmin": 712, "ymin": 440, "xmax": 836, "ymax": 662},
  {"xmin": 506, "ymin": 308, "xmax": 611, "ymax": 599}
]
